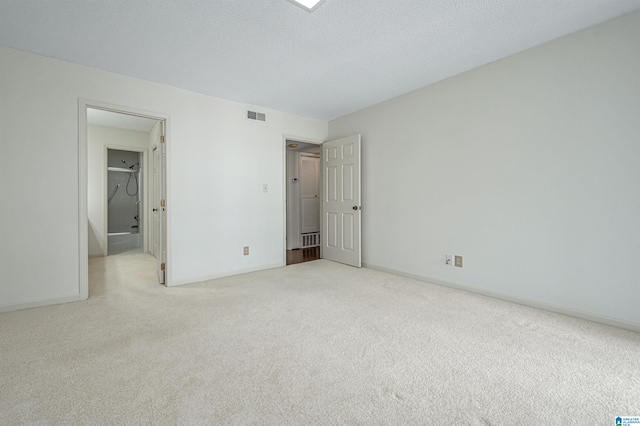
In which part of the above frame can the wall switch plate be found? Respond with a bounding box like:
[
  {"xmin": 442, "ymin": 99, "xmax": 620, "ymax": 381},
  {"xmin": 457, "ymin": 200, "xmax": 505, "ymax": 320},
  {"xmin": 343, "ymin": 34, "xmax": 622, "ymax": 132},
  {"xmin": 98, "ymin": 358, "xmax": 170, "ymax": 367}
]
[
  {"xmin": 243, "ymin": 246, "xmax": 249, "ymax": 256},
  {"xmin": 262, "ymin": 184, "xmax": 268, "ymax": 193},
  {"xmin": 454, "ymin": 255, "xmax": 463, "ymax": 268},
  {"xmin": 446, "ymin": 255, "xmax": 452, "ymax": 265}
]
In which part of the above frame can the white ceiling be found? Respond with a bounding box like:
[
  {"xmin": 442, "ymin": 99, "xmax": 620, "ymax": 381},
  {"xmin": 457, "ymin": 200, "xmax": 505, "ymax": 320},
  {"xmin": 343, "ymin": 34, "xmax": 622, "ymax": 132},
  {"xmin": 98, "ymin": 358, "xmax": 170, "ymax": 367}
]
[
  {"xmin": 286, "ymin": 140, "xmax": 321, "ymax": 153},
  {"xmin": 87, "ymin": 108, "xmax": 159, "ymax": 133},
  {"xmin": 1, "ymin": 1, "xmax": 638, "ymax": 120}
]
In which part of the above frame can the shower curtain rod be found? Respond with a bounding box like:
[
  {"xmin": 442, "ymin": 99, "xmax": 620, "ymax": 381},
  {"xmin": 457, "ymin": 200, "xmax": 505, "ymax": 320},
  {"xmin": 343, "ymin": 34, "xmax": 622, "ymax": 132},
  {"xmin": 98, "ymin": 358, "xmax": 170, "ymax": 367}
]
[{"xmin": 107, "ymin": 167, "xmax": 139, "ymax": 173}]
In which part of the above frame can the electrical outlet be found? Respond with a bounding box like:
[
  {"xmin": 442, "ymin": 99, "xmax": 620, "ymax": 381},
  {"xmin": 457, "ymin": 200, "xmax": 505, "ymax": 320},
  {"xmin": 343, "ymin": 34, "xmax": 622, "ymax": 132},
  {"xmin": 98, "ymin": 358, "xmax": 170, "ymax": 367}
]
[
  {"xmin": 243, "ymin": 246, "xmax": 249, "ymax": 256},
  {"xmin": 446, "ymin": 255, "xmax": 453, "ymax": 265},
  {"xmin": 454, "ymin": 255, "xmax": 463, "ymax": 268}
]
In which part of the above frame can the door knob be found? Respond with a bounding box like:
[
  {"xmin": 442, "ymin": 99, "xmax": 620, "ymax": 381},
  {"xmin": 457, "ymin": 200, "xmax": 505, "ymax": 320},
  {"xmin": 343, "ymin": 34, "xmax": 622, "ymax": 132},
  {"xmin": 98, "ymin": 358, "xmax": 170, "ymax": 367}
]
[
  {"xmin": 153, "ymin": 208, "xmax": 158, "ymax": 212},
  {"xmin": 353, "ymin": 206, "xmax": 359, "ymax": 210}
]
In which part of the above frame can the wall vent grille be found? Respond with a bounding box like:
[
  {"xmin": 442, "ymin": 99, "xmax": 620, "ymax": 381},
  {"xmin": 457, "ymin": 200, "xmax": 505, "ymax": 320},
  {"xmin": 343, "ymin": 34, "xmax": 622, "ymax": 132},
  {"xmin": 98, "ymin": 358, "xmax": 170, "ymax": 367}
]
[{"xmin": 247, "ymin": 111, "xmax": 266, "ymax": 121}]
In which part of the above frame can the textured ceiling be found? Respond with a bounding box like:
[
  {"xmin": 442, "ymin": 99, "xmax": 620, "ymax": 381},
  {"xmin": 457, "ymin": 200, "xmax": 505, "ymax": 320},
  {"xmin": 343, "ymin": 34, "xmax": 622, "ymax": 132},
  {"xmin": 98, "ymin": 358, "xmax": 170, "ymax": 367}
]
[{"xmin": 1, "ymin": 1, "xmax": 639, "ymax": 120}]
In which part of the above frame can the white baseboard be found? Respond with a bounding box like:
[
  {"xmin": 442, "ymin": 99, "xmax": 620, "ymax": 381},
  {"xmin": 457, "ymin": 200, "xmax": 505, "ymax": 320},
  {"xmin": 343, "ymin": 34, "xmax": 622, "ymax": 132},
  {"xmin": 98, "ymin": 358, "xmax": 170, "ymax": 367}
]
[
  {"xmin": 363, "ymin": 263, "xmax": 640, "ymax": 334},
  {"xmin": 0, "ymin": 294, "xmax": 82, "ymax": 313},
  {"xmin": 169, "ymin": 262, "xmax": 286, "ymax": 287}
]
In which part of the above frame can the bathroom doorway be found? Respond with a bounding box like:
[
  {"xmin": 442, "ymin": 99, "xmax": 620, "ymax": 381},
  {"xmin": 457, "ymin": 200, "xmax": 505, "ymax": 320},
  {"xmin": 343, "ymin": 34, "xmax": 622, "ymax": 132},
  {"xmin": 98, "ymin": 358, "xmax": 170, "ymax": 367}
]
[
  {"xmin": 285, "ymin": 139, "xmax": 321, "ymax": 265},
  {"xmin": 107, "ymin": 149, "xmax": 143, "ymax": 254},
  {"xmin": 82, "ymin": 102, "xmax": 168, "ymax": 299}
]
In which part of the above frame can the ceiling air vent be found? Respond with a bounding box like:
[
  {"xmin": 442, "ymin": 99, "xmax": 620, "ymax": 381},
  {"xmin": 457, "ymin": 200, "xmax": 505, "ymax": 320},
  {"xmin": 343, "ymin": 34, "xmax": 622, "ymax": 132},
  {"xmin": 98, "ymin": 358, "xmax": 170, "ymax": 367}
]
[{"xmin": 247, "ymin": 111, "xmax": 266, "ymax": 121}]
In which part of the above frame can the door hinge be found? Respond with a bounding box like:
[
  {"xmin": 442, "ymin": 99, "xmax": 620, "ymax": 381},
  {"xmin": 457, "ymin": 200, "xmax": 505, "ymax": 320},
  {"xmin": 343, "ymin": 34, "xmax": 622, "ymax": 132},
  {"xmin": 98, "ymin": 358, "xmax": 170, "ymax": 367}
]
[
  {"xmin": 160, "ymin": 135, "xmax": 165, "ymax": 143},
  {"xmin": 161, "ymin": 263, "xmax": 165, "ymax": 271},
  {"xmin": 160, "ymin": 199, "xmax": 166, "ymax": 207}
]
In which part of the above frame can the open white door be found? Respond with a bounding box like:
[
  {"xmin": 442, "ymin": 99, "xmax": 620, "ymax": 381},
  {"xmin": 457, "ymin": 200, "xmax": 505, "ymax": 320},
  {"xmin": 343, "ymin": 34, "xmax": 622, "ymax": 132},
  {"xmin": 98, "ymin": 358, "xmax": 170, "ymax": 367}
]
[
  {"xmin": 152, "ymin": 146, "xmax": 160, "ymax": 259},
  {"xmin": 322, "ymin": 134, "xmax": 361, "ymax": 267},
  {"xmin": 156, "ymin": 122, "xmax": 167, "ymax": 284},
  {"xmin": 150, "ymin": 120, "xmax": 162, "ymax": 261}
]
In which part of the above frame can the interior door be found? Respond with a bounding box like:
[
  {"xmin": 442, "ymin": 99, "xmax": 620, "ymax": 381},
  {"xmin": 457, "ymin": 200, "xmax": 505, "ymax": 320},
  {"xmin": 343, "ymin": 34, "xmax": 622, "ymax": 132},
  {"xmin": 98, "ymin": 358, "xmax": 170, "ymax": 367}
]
[
  {"xmin": 152, "ymin": 146, "xmax": 160, "ymax": 259},
  {"xmin": 156, "ymin": 122, "xmax": 167, "ymax": 285},
  {"xmin": 322, "ymin": 134, "xmax": 361, "ymax": 267}
]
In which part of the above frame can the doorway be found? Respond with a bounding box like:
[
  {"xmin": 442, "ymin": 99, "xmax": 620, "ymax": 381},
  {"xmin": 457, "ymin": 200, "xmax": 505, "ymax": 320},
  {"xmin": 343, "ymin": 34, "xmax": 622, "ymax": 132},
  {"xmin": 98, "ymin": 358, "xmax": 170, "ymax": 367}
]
[
  {"xmin": 80, "ymin": 100, "xmax": 168, "ymax": 300},
  {"xmin": 283, "ymin": 134, "xmax": 363, "ymax": 269},
  {"xmin": 107, "ymin": 148, "xmax": 143, "ymax": 254},
  {"xmin": 285, "ymin": 139, "xmax": 321, "ymax": 265}
]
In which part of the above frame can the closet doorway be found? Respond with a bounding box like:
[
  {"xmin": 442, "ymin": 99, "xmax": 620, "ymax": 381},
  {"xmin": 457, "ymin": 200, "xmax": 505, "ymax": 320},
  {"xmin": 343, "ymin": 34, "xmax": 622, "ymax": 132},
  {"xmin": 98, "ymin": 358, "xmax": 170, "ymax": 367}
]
[{"xmin": 285, "ymin": 139, "xmax": 321, "ymax": 265}]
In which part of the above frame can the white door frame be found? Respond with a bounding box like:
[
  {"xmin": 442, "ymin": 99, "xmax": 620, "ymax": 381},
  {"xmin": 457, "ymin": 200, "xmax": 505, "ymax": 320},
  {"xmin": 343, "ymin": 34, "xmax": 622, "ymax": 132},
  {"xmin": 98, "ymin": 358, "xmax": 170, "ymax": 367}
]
[
  {"xmin": 282, "ymin": 134, "xmax": 324, "ymax": 264},
  {"xmin": 79, "ymin": 98, "xmax": 171, "ymax": 299}
]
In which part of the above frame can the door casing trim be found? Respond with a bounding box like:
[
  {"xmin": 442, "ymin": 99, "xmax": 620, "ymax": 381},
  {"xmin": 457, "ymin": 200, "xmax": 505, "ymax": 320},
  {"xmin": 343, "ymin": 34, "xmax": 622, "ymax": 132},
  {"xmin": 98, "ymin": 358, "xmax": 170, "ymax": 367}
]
[{"xmin": 78, "ymin": 98, "xmax": 171, "ymax": 299}]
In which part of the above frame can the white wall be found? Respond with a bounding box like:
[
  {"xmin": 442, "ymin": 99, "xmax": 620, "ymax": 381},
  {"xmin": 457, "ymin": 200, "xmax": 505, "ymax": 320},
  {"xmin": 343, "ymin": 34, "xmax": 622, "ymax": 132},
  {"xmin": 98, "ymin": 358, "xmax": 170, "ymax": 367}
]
[
  {"xmin": 88, "ymin": 124, "xmax": 151, "ymax": 257},
  {"xmin": 0, "ymin": 46, "xmax": 327, "ymax": 310},
  {"xmin": 286, "ymin": 151, "xmax": 301, "ymax": 250},
  {"xmin": 329, "ymin": 11, "xmax": 640, "ymax": 327}
]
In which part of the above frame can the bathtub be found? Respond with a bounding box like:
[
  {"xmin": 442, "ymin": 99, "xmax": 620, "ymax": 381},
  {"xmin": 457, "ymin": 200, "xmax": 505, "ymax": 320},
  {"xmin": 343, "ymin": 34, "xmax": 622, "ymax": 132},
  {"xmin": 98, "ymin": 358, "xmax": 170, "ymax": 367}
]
[{"xmin": 108, "ymin": 232, "xmax": 141, "ymax": 252}]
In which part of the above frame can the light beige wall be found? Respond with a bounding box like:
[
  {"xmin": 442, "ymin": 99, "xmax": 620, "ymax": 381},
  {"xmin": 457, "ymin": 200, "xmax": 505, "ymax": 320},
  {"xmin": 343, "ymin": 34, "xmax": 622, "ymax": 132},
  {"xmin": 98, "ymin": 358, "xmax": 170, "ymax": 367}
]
[
  {"xmin": 329, "ymin": 11, "xmax": 640, "ymax": 327},
  {"xmin": 0, "ymin": 46, "xmax": 327, "ymax": 310},
  {"xmin": 286, "ymin": 151, "xmax": 301, "ymax": 250}
]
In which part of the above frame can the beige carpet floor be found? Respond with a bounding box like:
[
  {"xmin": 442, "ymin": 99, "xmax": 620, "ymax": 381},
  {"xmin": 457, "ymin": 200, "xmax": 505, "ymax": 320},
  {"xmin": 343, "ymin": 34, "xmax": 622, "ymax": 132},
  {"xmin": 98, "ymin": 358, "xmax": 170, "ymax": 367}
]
[{"xmin": 1, "ymin": 251, "xmax": 639, "ymax": 425}]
